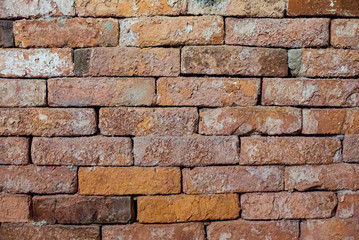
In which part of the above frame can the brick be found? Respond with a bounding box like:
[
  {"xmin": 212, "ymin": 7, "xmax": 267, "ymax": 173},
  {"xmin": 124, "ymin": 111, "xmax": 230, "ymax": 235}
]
[
  {"xmin": 14, "ymin": 18, "xmax": 118, "ymax": 48},
  {"xmin": 0, "ymin": 224, "xmax": 100, "ymax": 240},
  {"xmin": 207, "ymin": 220, "xmax": 299, "ymax": 240},
  {"xmin": 0, "ymin": 79, "xmax": 46, "ymax": 107},
  {"xmin": 99, "ymin": 107, "xmax": 197, "ymax": 136},
  {"xmin": 0, "ymin": 195, "xmax": 30, "ymax": 223},
  {"xmin": 241, "ymin": 192, "xmax": 337, "ymax": 220},
  {"xmin": 0, "ymin": 21, "xmax": 13, "ymax": 47},
  {"xmin": 343, "ymin": 135, "xmax": 359, "ymax": 162},
  {"xmin": 48, "ymin": 77, "xmax": 155, "ymax": 107},
  {"xmin": 79, "ymin": 167, "xmax": 180, "ymax": 195},
  {"xmin": 76, "ymin": 0, "xmax": 186, "ymax": 17},
  {"xmin": 226, "ymin": 18, "xmax": 329, "ymax": 48},
  {"xmin": 187, "ymin": 0, "xmax": 286, "ymax": 17},
  {"xmin": 137, "ymin": 194, "xmax": 239, "ymax": 223},
  {"xmin": 0, "ymin": 165, "xmax": 77, "ymax": 194},
  {"xmin": 303, "ymin": 108, "xmax": 359, "ymax": 134},
  {"xmin": 199, "ymin": 107, "xmax": 301, "ymax": 135},
  {"xmin": 0, "ymin": 108, "xmax": 96, "ymax": 136},
  {"xmin": 301, "ymin": 219, "xmax": 359, "ymax": 240},
  {"xmin": 74, "ymin": 47, "xmax": 179, "ymax": 76},
  {"xmin": 263, "ymin": 78, "xmax": 359, "ymax": 107},
  {"xmin": 32, "ymin": 137, "xmax": 132, "ymax": 166},
  {"xmin": 157, "ymin": 77, "xmax": 259, "ymax": 107},
  {"xmin": 0, "ymin": 49, "xmax": 73, "ymax": 78},
  {"xmin": 182, "ymin": 46, "xmax": 287, "ymax": 77},
  {"xmin": 337, "ymin": 191, "xmax": 359, "ymax": 218},
  {"xmin": 331, "ymin": 19, "xmax": 359, "ymax": 49},
  {"xmin": 285, "ymin": 164, "xmax": 359, "ymax": 191},
  {"xmin": 183, "ymin": 166, "xmax": 283, "ymax": 194},
  {"xmin": 0, "ymin": 0, "xmax": 75, "ymax": 18},
  {"xmin": 134, "ymin": 136, "xmax": 239, "ymax": 167},
  {"xmin": 102, "ymin": 223, "xmax": 205, "ymax": 240},
  {"xmin": 0, "ymin": 137, "xmax": 29, "ymax": 165},
  {"xmin": 289, "ymin": 49, "xmax": 359, "ymax": 77},
  {"xmin": 33, "ymin": 195, "xmax": 134, "ymax": 224},
  {"xmin": 240, "ymin": 137, "xmax": 341, "ymax": 165},
  {"xmin": 120, "ymin": 16, "xmax": 223, "ymax": 47},
  {"xmin": 288, "ymin": 0, "xmax": 359, "ymax": 16}
]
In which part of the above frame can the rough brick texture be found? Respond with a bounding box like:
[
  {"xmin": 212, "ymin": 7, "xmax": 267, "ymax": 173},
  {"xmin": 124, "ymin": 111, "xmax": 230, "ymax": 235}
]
[
  {"xmin": 0, "ymin": 21, "xmax": 13, "ymax": 47},
  {"xmin": 0, "ymin": 195, "xmax": 30, "ymax": 223},
  {"xmin": 337, "ymin": 191, "xmax": 359, "ymax": 219},
  {"xmin": 331, "ymin": 19, "xmax": 359, "ymax": 49},
  {"xmin": 0, "ymin": 137, "xmax": 29, "ymax": 165}
]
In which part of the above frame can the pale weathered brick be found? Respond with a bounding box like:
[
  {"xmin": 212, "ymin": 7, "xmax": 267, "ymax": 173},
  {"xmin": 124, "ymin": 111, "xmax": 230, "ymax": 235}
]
[
  {"xmin": 337, "ymin": 191, "xmax": 359, "ymax": 219},
  {"xmin": 199, "ymin": 107, "xmax": 301, "ymax": 135},
  {"xmin": 183, "ymin": 166, "xmax": 283, "ymax": 194},
  {"xmin": 137, "ymin": 194, "xmax": 239, "ymax": 223},
  {"xmin": 182, "ymin": 46, "xmax": 287, "ymax": 77},
  {"xmin": 0, "ymin": 195, "xmax": 30, "ymax": 223},
  {"xmin": 134, "ymin": 135, "xmax": 239, "ymax": 167},
  {"xmin": 120, "ymin": 16, "xmax": 223, "ymax": 47},
  {"xmin": 48, "ymin": 78, "xmax": 155, "ymax": 106},
  {"xmin": 285, "ymin": 164, "xmax": 359, "ymax": 191},
  {"xmin": 263, "ymin": 78, "xmax": 359, "ymax": 107},
  {"xmin": 0, "ymin": 165, "xmax": 77, "ymax": 194},
  {"xmin": 331, "ymin": 19, "xmax": 359, "ymax": 49},
  {"xmin": 0, "ymin": 79, "xmax": 46, "ymax": 107},
  {"xmin": 32, "ymin": 137, "xmax": 132, "ymax": 166},
  {"xmin": 14, "ymin": 18, "xmax": 119, "ymax": 48},
  {"xmin": 343, "ymin": 135, "xmax": 359, "ymax": 162},
  {"xmin": 157, "ymin": 77, "xmax": 259, "ymax": 107},
  {"xmin": 288, "ymin": 0, "xmax": 359, "ymax": 16},
  {"xmin": 0, "ymin": 137, "xmax": 29, "ymax": 165},
  {"xmin": 0, "ymin": 49, "xmax": 74, "ymax": 78},
  {"xmin": 207, "ymin": 220, "xmax": 299, "ymax": 240},
  {"xmin": 0, "ymin": 21, "xmax": 13, "ymax": 47},
  {"xmin": 0, "ymin": 108, "xmax": 96, "ymax": 136},
  {"xmin": 240, "ymin": 137, "xmax": 341, "ymax": 165},
  {"xmin": 226, "ymin": 18, "xmax": 329, "ymax": 48},
  {"xmin": 99, "ymin": 107, "xmax": 198, "ymax": 136},
  {"xmin": 79, "ymin": 167, "xmax": 181, "ymax": 195},
  {"xmin": 241, "ymin": 192, "xmax": 337, "ymax": 219}
]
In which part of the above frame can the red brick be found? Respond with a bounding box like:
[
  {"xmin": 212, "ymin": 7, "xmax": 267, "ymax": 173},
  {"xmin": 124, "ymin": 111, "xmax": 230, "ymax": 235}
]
[
  {"xmin": 0, "ymin": 108, "xmax": 96, "ymax": 136},
  {"xmin": 99, "ymin": 107, "xmax": 197, "ymax": 136},
  {"xmin": 0, "ymin": 49, "xmax": 73, "ymax": 78},
  {"xmin": 337, "ymin": 191, "xmax": 359, "ymax": 218},
  {"xmin": 303, "ymin": 108, "xmax": 359, "ymax": 134},
  {"xmin": 183, "ymin": 166, "xmax": 283, "ymax": 194},
  {"xmin": 199, "ymin": 107, "xmax": 301, "ymax": 135},
  {"xmin": 0, "ymin": 165, "xmax": 77, "ymax": 194},
  {"xmin": 343, "ymin": 135, "xmax": 359, "ymax": 162},
  {"xmin": 32, "ymin": 137, "xmax": 132, "ymax": 166},
  {"xmin": 120, "ymin": 16, "xmax": 223, "ymax": 47},
  {"xmin": 0, "ymin": 0, "xmax": 75, "ymax": 18},
  {"xmin": 240, "ymin": 137, "xmax": 341, "ymax": 165},
  {"xmin": 14, "ymin": 18, "xmax": 118, "ymax": 48},
  {"xmin": 0, "ymin": 21, "xmax": 13, "ymax": 47},
  {"xmin": 289, "ymin": 49, "xmax": 359, "ymax": 77},
  {"xmin": 241, "ymin": 192, "xmax": 337, "ymax": 219},
  {"xmin": 182, "ymin": 46, "xmax": 287, "ymax": 77},
  {"xmin": 207, "ymin": 220, "xmax": 299, "ymax": 240},
  {"xmin": 0, "ymin": 79, "xmax": 46, "ymax": 107},
  {"xmin": 48, "ymin": 77, "xmax": 155, "ymax": 106},
  {"xmin": 285, "ymin": 164, "xmax": 359, "ymax": 191},
  {"xmin": 79, "ymin": 167, "xmax": 180, "ymax": 195},
  {"xmin": 187, "ymin": 0, "xmax": 286, "ymax": 17},
  {"xmin": 226, "ymin": 18, "xmax": 329, "ymax": 48},
  {"xmin": 157, "ymin": 77, "xmax": 259, "ymax": 107},
  {"xmin": 33, "ymin": 195, "xmax": 134, "ymax": 224},
  {"xmin": 331, "ymin": 19, "xmax": 359, "ymax": 49},
  {"xmin": 301, "ymin": 219, "xmax": 359, "ymax": 240},
  {"xmin": 76, "ymin": 0, "xmax": 186, "ymax": 17},
  {"xmin": 137, "ymin": 194, "xmax": 239, "ymax": 223},
  {"xmin": 0, "ymin": 195, "xmax": 30, "ymax": 223},
  {"xmin": 102, "ymin": 223, "xmax": 205, "ymax": 240},
  {"xmin": 288, "ymin": 0, "xmax": 359, "ymax": 16},
  {"xmin": 74, "ymin": 47, "xmax": 180, "ymax": 76},
  {"xmin": 134, "ymin": 136, "xmax": 239, "ymax": 167},
  {"xmin": 0, "ymin": 137, "xmax": 29, "ymax": 165},
  {"xmin": 0, "ymin": 224, "xmax": 100, "ymax": 240}
]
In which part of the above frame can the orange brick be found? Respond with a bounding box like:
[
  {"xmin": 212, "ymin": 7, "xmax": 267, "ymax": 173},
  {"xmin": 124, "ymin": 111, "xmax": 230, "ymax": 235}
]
[
  {"xmin": 331, "ymin": 19, "xmax": 359, "ymax": 49},
  {"xmin": 0, "ymin": 195, "xmax": 30, "ymax": 223},
  {"xmin": 337, "ymin": 191, "xmax": 359, "ymax": 218},
  {"xmin": 137, "ymin": 194, "xmax": 239, "ymax": 223},
  {"xmin": 288, "ymin": 0, "xmax": 359, "ymax": 16},
  {"xmin": 343, "ymin": 135, "xmax": 359, "ymax": 162},
  {"xmin": 79, "ymin": 167, "xmax": 181, "ymax": 195},
  {"xmin": 0, "ymin": 137, "xmax": 29, "ymax": 165}
]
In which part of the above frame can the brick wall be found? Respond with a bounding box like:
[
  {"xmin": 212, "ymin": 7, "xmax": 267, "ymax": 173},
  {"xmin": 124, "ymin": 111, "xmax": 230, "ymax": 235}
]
[{"xmin": 0, "ymin": 0, "xmax": 359, "ymax": 239}]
